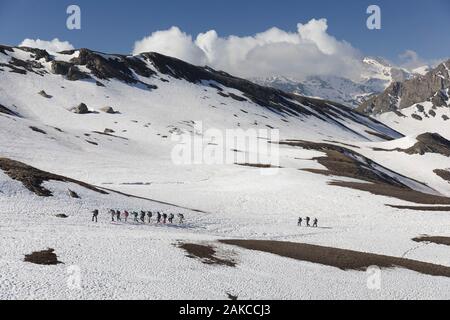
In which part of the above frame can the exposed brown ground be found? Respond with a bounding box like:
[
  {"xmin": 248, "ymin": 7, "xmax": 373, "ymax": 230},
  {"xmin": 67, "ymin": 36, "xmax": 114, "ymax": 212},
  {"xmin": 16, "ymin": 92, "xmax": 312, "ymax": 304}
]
[
  {"xmin": 227, "ymin": 293, "xmax": 238, "ymax": 300},
  {"xmin": 330, "ymin": 181, "xmax": 450, "ymax": 205},
  {"xmin": 29, "ymin": 126, "xmax": 47, "ymax": 135},
  {"xmin": 177, "ymin": 243, "xmax": 236, "ymax": 267},
  {"xmin": 323, "ymin": 140, "xmax": 361, "ymax": 149},
  {"xmin": 386, "ymin": 204, "xmax": 450, "ymax": 211},
  {"xmin": 278, "ymin": 140, "xmax": 450, "ymax": 205},
  {"xmin": 24, "ymin": 249, "xmax": 62, "ymax": 265},
  {"xmin": 0, "ymin": 157, "xmax": 107, "ymax": 197},
  {"xmin": 220, "ymin": 240, "xmax": 450, "ymax": 277},
  {"xmin": 434, "ymin": 169, "xmax": 450, "ymax": 183},
  {"xmin": 373, "ymin": 133, "xmax": 450, "ymax": 157},
  {"xmin": 236, "ymin": 163, "xmax": 281, "ymax": 169},
  {"xmin": 412, "ymin": 236, "xmax": 450, "ymax": 246}
]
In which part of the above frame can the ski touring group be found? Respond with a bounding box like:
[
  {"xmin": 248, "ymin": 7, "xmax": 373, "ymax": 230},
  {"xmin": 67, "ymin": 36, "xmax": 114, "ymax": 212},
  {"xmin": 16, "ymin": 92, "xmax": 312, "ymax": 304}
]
[
  {"xmin": 297, "ymin": 216, "xmax": 318, "ymax": 228},
  {"xmin": 91, "ymin": 209, "xmax": 186, "ymax": 225}
]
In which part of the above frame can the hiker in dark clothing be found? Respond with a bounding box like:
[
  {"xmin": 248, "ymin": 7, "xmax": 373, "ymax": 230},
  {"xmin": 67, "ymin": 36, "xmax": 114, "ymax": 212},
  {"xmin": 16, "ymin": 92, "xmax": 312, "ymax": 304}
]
[
  {"xmin": 133, "ymin": 212, "xmax": 139, "ymax": 222},
  {"xmin": 168, "ymin": 213, "xmax": 174, "ymax": 224},
  {"xmin": 156, "ymin": 212, "xmax": 162, "ymax": 224},
  {"xmin": 140, "ymin": 211, "xmax": 146, "ymax": 223},
  {"xmin": 147, "ymin": 211, "xmax": 153, "ymax": 223},
  {"xmin": 313, "ymin": 218, "xmax": 318, "ymax": 228},
  {"xmin": 306, "ymin": 217, "xmax": 311, "ymax": 227},
  {"xmin": 178, "ymin": 213, "xmax": 185, "ymax": 224},
  {"xmin": 162, "ymin": 213, "xmax": 168, "ymax": 224},
  {"xmin": 116, "ymin": 210, "xmax": 122, "ymax": 222},
  {"xmin": 110, "ymin": 209, "xmax": 116, "ymax": 222},
  {"xmin": 298, "ymin": 217, "xmax": 302, "ymax": 227},
  {"xmin": 92, "ymin": 210, "xmax": 99, "ymax": 223},
  {"xmin": 124, "ymin": 211, "xmax": 129, "ymax": 222}
]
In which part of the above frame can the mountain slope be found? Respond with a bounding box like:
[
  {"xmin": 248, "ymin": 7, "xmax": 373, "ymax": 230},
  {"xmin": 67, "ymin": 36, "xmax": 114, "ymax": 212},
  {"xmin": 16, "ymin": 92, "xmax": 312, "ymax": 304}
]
[{"xmin": 0, "ymin": 45, "xmax": 402, "ymax": 143}]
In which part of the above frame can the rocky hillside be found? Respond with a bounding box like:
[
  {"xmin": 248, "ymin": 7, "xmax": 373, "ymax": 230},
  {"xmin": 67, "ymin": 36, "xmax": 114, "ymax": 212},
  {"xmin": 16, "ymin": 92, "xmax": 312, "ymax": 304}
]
[{"xmin": 358, "ymin": 59, "xmax": 450, "ymax": 115}]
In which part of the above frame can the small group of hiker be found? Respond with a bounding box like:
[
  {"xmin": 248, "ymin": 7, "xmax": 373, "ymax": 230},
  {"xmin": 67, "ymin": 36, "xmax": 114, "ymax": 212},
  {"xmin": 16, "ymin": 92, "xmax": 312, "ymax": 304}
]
[
  {"xmin": 91, "ymin": 209, "xmax": 185, "ymax": 225},
  {"xmin": 298, "ymin": 216, "xmax": 318, "ymax": 228}
]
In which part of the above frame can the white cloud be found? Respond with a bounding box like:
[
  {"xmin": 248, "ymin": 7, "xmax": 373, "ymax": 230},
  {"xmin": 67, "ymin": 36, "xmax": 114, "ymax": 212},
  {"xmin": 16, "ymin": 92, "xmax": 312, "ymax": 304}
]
[
  {"xmin": 132, "ymin": 19, "xmax": 364, "ymax": 80},
  {"xmin": 398, "ymin": 50, "xmax": 424, "ymax": 70},
  {"xmin": 19, "ymin": 38, "xmax": 74, "ymax": 53},
  {"xmin": 133, "ymin": 27, "xmax": 207, "ymax": 66},
  {"xmin": 398, "ymin": 50, "xmax": 445, "ymax": 70}
]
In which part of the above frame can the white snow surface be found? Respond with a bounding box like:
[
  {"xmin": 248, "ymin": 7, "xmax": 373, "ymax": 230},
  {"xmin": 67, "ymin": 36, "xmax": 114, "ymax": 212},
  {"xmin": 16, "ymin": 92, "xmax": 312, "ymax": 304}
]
[{"xmin": 0, "ymin": 47, "xmax": 449, "ymax": 300}]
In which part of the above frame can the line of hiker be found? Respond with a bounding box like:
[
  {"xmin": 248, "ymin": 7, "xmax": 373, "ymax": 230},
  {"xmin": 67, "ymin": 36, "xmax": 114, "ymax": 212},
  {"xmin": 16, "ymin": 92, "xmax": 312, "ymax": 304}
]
[
  {"xmin": 298, "ymin": 216, "xmax": 318, "ymax": 228},
  {"xmin": 91, "ymin": 209, "xmax": 185, "ymax": 225}
]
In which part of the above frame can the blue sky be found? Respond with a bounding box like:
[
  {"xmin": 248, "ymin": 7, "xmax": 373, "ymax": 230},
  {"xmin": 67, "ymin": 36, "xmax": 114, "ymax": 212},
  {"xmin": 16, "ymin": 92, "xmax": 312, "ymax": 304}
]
[{"xmin": 0, "ymin": 0, "xmax": 449, "ymax": 65}]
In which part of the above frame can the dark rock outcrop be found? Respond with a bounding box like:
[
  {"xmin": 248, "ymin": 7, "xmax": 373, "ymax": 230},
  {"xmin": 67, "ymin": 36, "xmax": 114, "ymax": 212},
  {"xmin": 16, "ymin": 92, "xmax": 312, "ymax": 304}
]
[
  {"xmin": 38, "ymin": 90, "xmax": 52, "ymax": 98},
  {"xmin": 18, "ymin": 46, "xmax": 52, "ymax": 62},
  {"xmin": 70, "ymin": 48, "xmax": 154, "ymax": 84},
  {"xmin": 51, "ymin": 61, "xmax": 90, "ymax": 80},
  {"xmin": 100, "ymin": 106, "xmax": 117, "ymax": 114},
  {"xmin": 72, "ymin": 103, "xmax": 89, "ymax": 114}
]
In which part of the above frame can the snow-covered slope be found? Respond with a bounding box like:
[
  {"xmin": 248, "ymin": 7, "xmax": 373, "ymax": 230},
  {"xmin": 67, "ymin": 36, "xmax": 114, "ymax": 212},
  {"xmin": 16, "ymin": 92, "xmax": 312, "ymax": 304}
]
[
  {"xmin": 376, "ymin": 101, "xmax": 450, "ymax": 139},
  {"xmin": 1, "ymin": 45, "xmax": 450, "ymax": 300}
]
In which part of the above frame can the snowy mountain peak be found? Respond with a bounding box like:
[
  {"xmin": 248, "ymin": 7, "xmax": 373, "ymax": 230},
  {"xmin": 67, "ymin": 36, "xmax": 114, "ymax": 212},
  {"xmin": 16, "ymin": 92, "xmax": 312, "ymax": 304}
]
[{"xmin": 253, "ymin": 56, "xmax": 417, "ymax": 109}]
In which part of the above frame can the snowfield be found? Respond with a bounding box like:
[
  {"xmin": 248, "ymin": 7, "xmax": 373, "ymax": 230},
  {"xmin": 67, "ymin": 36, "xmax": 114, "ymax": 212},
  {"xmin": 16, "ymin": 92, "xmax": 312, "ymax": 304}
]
[{"xmin": 0, "ymin": 46, "xmax": 449, "ymax": 300}]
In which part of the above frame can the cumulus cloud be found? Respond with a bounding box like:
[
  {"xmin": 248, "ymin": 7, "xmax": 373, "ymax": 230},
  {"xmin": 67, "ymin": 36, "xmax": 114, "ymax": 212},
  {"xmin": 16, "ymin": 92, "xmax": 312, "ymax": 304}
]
[
  {"xmin": 133, "ymin": 27, "xmax": 207, "ymax": 66},
  {"xmin": 132, "ymin": 19, "xmax": 364, "ymax": 80},
  {"xmin": 398, "ymin": 50, "xmax": 446, "ymax": 70},
  {"xmin": 19, "ymin": 38, "xmax": 74, "ymax": 53},
  {"xmin": 398, "ymin": 50, "xmax": 426, "ymax": 70}
]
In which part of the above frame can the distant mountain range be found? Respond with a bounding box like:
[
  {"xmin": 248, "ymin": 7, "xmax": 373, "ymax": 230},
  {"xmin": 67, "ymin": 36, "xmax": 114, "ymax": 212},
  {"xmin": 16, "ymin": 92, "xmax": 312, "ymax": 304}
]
[{"xmin": 253, "ymin": 57, "xmax": 427, "ymax": 109}]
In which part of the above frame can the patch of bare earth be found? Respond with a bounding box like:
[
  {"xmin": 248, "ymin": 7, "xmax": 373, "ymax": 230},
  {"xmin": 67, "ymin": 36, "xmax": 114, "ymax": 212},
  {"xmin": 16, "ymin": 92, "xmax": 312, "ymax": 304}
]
[
  {"xmin": 0, "ymin": 157, "xmax": 108, "ymax": 197},
  {"xmin": 279, "ymin": 140, "xmax": 450, "ymax": 205},
  {"xmin": 434, "ymin": 169, "xmax": 450, "ymax": 183},
  {"xmin": 373, "ymin": 133, "xmax": 450, "ymax": 157},
  {"xmin": 386, "ymin": 205, "xmax": 450, "ymax": 211},
  {"xmin": 330, "ymin": 182, "xmax": 450, "ymax": 205},
  {"xmin": 227, "ymin": 293, "xmax": 238, "ymax": 300},
  {"xmin": 412, "ymin": 236, "xmax": 450, "ymax": 246},
  {"xmin": 236, "ymin": 163, "xmax": 281, "ymax": 169},
  {"xmin": 220, "ymin": 240, "xmax": 450, "ymax": 277},
  {"xmin": 24, "ymin": 249, "xmax": 63, "ymax": 265},
  {"xmin": 177, "ymin": 243, "xmax": 236, "ymax": 267}
]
